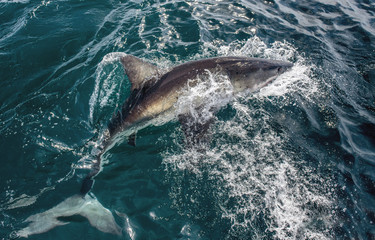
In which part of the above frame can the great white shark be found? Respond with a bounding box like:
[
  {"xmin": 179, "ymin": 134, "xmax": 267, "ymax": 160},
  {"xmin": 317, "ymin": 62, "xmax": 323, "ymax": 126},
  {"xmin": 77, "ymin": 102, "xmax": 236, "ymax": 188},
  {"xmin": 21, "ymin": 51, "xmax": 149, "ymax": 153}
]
[{"xmin": 17, "ymin": 55, "xmax": 292, "ymax": 238}]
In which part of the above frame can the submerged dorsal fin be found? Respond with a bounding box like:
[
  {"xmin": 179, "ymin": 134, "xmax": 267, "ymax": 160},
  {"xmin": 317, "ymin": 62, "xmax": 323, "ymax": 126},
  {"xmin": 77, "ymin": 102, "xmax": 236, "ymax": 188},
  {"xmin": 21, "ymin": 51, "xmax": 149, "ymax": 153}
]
[{"xmin": 120, "ymin": 55, "xmax": 159, "ymax": 90}]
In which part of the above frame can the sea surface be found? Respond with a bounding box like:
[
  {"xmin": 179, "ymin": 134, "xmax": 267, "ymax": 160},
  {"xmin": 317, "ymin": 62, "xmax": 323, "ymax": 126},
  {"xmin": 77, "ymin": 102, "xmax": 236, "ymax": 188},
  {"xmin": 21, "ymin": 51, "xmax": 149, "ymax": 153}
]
[{"xmin": 1, "ymin": 0, "xmax": 375, "ymax": 239}]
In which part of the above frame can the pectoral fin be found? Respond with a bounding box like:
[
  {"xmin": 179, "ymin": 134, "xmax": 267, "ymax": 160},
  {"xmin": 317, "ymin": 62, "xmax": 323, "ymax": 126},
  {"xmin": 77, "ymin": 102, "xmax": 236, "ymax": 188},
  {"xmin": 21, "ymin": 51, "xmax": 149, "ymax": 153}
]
[{"xmin": 128, "ymin": 132, "xmax": 136, "ymax": 147}]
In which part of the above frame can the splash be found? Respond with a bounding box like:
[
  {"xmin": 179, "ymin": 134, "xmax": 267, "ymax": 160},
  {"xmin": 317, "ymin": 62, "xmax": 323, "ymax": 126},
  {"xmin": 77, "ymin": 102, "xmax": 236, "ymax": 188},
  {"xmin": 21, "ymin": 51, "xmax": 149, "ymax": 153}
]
[
  {"xmin": 175, "ymin": 70, "xmax": 234, "ymax": 125},
  {"xmin": 89, "ymin": 52, "xmax": 127, "ymax": 125},
  {"xmin": 163, "ymin": 37, "xmax": 336, "ymax": 239}
]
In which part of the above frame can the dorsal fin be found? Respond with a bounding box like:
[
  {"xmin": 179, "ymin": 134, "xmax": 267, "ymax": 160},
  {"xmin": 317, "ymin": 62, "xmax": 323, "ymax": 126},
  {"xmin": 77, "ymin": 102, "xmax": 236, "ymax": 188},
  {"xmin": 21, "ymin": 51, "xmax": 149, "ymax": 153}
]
[{"xmin": 120, "ymin": 55, "xmax": 159, "ymax": 90}]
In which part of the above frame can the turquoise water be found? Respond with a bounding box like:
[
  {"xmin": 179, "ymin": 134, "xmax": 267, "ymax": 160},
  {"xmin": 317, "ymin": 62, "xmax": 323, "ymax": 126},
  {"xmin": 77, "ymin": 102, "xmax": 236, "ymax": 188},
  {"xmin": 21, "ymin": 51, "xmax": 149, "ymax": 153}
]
[{"xmin": 1, "ymin": 0, "xmax": 375, "ymax": 239}]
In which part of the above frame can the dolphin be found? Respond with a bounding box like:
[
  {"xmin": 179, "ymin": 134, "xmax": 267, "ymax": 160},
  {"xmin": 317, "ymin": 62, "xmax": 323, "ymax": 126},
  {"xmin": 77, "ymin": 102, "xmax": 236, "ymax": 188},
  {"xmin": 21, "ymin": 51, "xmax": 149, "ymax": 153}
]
[{"xmin": 17, "ymin": 55, "xmax": 292, "ymax": 238}]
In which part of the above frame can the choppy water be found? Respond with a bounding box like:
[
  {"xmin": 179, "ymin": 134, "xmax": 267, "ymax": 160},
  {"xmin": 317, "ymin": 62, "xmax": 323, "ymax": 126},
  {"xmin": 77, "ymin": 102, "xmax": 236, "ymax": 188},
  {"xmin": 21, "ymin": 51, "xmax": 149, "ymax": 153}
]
[{"xmin": 1, "ymin": 0, "xmax": 375, "ymax": 239}]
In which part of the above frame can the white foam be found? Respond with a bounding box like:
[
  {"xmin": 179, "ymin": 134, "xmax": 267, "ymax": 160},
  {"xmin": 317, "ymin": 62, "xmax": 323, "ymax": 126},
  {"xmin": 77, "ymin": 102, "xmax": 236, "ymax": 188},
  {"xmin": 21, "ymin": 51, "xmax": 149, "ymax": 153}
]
[
  {"xmin": 163, "ymin": 37, "xmax": 335, "ymax": 239},
  {"xmin": 165, "ymin": 100, "xmax": 335, "ymax": 238},
  {"xmin": 175, "ymin": 70, "xmax": 234, "ymax": 124},
  {"xmin": 257, "ymin": 62, "xmax": 316, "ymax": 99}
]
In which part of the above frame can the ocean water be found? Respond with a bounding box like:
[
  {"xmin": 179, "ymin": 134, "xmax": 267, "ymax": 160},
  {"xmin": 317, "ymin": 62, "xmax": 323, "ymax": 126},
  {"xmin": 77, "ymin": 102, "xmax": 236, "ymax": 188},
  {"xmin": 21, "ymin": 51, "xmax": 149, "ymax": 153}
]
[{"xmin": 1, "ymin": 0, "xmax": 375, "ymax": 239}]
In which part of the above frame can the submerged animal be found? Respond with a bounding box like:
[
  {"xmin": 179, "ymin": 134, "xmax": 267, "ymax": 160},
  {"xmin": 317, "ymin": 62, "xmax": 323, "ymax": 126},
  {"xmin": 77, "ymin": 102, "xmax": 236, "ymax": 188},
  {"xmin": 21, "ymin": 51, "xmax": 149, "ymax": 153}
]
[{"xmin": 18, "ymin": 55, "xmax": 292, "ymax": 237}]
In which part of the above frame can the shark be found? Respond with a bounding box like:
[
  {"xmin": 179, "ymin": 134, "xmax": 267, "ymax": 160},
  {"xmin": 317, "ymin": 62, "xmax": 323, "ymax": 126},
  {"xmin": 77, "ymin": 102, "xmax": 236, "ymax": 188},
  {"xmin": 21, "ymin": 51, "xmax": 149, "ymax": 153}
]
[
  {"xmin": 17, "ymin": 54, "xmax": 292, "ymax": 238},
  {"xmin": 81, "ymin": 55, "xmax": 293, "ymax": 194}
]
